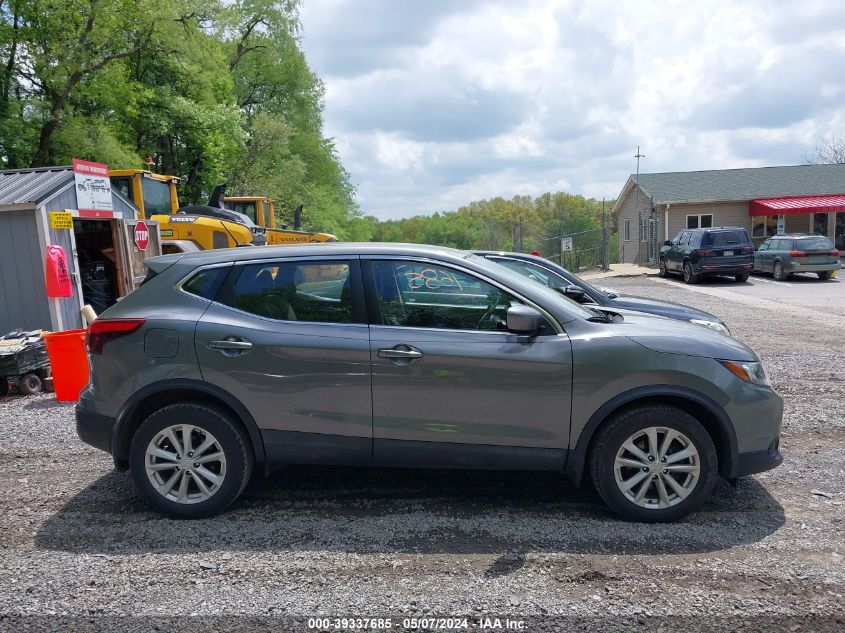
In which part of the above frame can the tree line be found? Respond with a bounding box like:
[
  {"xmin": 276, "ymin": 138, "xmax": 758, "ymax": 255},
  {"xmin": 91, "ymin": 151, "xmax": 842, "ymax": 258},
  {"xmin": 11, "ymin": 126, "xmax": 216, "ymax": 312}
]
[
  {"xmin": 365, "ymin": 193, "xmax": 618, "ymax": 267},
  {"xmin": 0, "ymin": 0, "xmax": 618, "ymax": 252},
  {"xmin": 0, "ymin": 0, "xmax": 367, "ymax": 238}
]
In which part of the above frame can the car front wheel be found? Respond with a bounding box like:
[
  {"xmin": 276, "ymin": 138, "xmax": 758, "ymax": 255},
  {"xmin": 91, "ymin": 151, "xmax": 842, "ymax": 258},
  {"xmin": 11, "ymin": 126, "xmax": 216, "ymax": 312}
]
[
  {"xmin": 658, "ymin": 258, "xmax": 668, "ymax": 277},
  {"xmin": 129, "ymin": 403, "xmax": 253, "ymax": 518},
  {"xmin": 589, "ymin": 405, "xmax": 718, "ymax": 522}
]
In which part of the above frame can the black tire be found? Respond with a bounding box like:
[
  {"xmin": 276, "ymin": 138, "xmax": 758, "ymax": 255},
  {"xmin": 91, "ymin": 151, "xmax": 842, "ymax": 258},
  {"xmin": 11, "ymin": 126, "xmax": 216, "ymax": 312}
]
[
  {"xmin": 589, "ymin": 405, "xmax": 718, "ymax": 522},
  {"xmin": 658, "ymin": 258, "xmax": 668, "ymax": 277},
  {"xmin": 734, "ymin": 272, "xmax": 749, "ymax": 283},
  {"xmin": 17, "ymin": 372, "xmax": 42, "ymax": 395},
  {"xmin": 817, "ymin": 271, "xmax": 831, "ymax": 280},
  {"xmin": 773, "ymin": 261, "xmax": 788, "ymax": 281},
  {"xmin": 682, "ymin": 262, "xmax": 697, "ymax": 284},
  {"xmin": 0, "ymin": 379, "xmax": 9, "ymax": 397},
  {"xmin": 129, "ymin": 403, "xmax": 253, "ymax": 519}
]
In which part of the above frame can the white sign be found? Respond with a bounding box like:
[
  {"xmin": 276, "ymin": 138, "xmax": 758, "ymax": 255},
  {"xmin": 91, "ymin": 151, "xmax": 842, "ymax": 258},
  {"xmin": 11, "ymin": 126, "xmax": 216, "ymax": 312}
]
[
  {"xmin": 561, "ymin": 236, "xmax": 574, "ymax": 252},
  {"xmin": 72, "ymin": 159, "xmax": 113, "ymax": 213}
]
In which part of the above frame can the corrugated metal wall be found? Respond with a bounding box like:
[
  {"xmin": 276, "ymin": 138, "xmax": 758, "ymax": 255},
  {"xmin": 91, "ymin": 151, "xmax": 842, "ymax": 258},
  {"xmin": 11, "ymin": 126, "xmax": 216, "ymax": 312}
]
[{"xmin": 0, "ymin": 209, "xmax": 52, "ymax": 334}]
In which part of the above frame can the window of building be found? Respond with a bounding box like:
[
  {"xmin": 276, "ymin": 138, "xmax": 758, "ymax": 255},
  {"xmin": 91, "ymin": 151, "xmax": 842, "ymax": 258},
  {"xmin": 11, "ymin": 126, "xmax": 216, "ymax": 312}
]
[
  {"xmin": 230, "ymin": 261, "xmax": 353, "ymax": 323},
  {"xmin": 753, "ymin": 215, "xmax": 780, "ymax": 238},
  {"xmin": 623, "ymin": 219, "xmax": 631, "ymax": 241},
  {"xmin": 686, "ymin": 214, "xmax": 713, "ymax": 229},
  {"xmin": 371, "ymin": 261, "xmax": 522, "ymax": 331},
  {"xmin": 812, "ymin": 212, "xmax": 829, "ymax": 237}
]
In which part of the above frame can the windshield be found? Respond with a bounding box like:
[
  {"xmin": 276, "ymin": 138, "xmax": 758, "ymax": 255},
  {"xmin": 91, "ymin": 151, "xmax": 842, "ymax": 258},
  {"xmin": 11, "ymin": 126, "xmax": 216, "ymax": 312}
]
[
  {"xmin": 494, "ymin": 256, "xmax": 608, "ymax": 299},
  {"xmin": 466, "ymin": 255, "xmax": 597, "ymax": 320},
  {"xmin": 141, "ymin": 178, "xmax": 172, "ymax": 215}
]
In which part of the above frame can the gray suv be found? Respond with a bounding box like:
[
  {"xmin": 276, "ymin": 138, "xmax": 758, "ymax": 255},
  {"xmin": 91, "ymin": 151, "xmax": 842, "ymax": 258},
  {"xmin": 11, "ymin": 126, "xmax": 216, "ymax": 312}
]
[{"xmin": 76, "ymin": 243, "xmax": 783, "ymax": 522}]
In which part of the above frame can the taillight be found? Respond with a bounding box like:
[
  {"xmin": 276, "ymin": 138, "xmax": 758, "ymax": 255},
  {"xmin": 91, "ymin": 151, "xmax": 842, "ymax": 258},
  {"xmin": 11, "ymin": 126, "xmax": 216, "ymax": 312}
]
[
  {"xmin": 86, "ymin": 318, "xmax": 145, "ymax": 354},
  {"xmin": 790, "ymin": 250, "xmax": 807, "ymax": 258},
  {"xmin": 830, "ymin": 249, "xmax": 840, "ymax": 257},
  {"xmin": 742, "ymin": 246, "xmax": 754, "ymax": 254}
]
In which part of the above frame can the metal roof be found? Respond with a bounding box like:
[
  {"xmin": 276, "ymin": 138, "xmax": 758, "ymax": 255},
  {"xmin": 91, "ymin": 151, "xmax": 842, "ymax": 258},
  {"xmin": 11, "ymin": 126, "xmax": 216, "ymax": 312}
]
[
  {"xmin": 750, "ymin": 194, "xmax": 845, "ymax": 216},
  {"xmin": 614, "ymin": 163, "xmax": 845, "ymax": 211},
  {"xmin": 0, "ymin": 167, "xmax": 73, "ymax": 207}
]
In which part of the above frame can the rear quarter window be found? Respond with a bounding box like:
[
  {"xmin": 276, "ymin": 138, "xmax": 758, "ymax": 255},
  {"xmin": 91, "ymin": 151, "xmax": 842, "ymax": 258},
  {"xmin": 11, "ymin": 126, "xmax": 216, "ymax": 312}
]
[{"xmin": 182, "ymin": 267, "xmax": 228, "ymax": 300}]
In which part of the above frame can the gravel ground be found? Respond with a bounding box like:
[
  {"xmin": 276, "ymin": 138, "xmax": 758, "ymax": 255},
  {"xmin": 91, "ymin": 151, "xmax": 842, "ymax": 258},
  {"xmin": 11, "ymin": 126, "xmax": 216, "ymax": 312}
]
[{"xmin": 1, "ymin": 276, "xmax": 843, "ymax": 632}]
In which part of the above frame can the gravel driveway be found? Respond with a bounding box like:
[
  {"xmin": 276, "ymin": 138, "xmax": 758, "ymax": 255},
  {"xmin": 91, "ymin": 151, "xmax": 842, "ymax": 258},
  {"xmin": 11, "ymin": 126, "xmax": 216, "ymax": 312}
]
[{"xmin": 1, "ymin": 276, "xmax": 843, "ymax": 632}]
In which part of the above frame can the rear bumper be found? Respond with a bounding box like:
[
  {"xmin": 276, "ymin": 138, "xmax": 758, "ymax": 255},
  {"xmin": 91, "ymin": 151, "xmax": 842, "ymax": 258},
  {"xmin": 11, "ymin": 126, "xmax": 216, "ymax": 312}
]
[
  {"xmin": 75, "ymin": 400, "xmax": 114, "ymax": 455},
  {"xmin": 695, "ymin": 262, "xmax": 753, "ymax": 274},
  {"xmin": 733, "ymin": 439, "xmax": 783, "ymax": 477},
  {"xmin": 785, "ymin": 262, "xmax": 839, "ymax": 273}
]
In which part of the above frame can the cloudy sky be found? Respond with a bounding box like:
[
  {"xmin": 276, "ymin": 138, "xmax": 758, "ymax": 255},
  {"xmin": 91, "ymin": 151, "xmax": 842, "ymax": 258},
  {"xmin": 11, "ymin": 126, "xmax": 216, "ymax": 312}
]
[{"xmin": 299, "ymin": 0, "xmax": 845, "ymax": 219}]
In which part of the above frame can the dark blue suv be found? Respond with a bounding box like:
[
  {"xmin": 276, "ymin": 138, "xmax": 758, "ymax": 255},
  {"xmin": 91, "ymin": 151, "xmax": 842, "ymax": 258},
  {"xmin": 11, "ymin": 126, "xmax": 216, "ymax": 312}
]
[{"xmin": 659, "ymin": 227, "xmax": 754, "ymax": 284}]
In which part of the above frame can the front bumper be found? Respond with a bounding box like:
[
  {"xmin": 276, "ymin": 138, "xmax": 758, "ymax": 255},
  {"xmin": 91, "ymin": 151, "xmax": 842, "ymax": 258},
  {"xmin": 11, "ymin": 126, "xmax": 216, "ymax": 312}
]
[
  {"xmin": 733, "ymin": 438, "xmax": 783, "ymax": 477},
  {"xmin": 75, "ymin": 400, "xmax": 114, "ymax": 455}
]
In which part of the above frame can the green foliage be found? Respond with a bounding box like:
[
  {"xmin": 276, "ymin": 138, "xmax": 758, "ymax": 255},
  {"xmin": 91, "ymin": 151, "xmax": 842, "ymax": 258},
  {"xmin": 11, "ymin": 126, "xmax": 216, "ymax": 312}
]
[
  {"xmin": 0, "ymin": 0, "xmax": 358, "ymax": 236},
  {"xmin": 369, "ymin": 193, "xmax": 617, "ymax": 266}
]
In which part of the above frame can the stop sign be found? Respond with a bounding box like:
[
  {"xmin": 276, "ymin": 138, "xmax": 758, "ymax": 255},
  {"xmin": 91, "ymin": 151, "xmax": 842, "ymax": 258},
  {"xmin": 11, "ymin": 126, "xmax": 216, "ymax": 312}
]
[{"xmin": 134, "ymin": 221, "xmax": 150, "ymax": 251}]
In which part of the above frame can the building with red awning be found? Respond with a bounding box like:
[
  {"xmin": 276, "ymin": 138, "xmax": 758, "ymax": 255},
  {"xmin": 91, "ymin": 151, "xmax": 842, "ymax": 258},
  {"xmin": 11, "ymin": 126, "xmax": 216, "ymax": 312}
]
[{"xmin": 613, "ymin": 164, "xmax": 845, "ymax": 265}]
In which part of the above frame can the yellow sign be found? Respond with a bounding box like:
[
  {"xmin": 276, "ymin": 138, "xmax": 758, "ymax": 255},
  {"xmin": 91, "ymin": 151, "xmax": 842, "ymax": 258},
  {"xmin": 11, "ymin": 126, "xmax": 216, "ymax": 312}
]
[{"xmin": 49, "ymin": 211, "xmax": 73, "ymax": 229}]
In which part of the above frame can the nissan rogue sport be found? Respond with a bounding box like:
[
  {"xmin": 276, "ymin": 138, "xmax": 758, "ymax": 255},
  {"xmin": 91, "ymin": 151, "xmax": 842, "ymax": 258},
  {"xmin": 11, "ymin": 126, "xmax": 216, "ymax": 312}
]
[{"xmin": 76, "ymin": 243, "xmax": 783, "ymax": 522}]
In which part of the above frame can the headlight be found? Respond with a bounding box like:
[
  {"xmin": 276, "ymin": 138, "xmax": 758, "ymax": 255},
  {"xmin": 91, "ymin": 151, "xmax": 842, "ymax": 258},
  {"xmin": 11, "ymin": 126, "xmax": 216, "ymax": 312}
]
[
  {"xmin": 719, "ymin": 360, "xmax": 771, "ymax": 386},
  {"xmin": 690, "ymin": 319, "xmax": 730, "ymax": 336}
]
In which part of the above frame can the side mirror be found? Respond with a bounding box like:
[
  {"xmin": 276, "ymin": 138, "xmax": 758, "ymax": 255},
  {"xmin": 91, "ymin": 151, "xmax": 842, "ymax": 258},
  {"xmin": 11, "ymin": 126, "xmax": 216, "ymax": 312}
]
[
  {"xmin": 506, "ymin": 305, "xmax": 542, "ymax": 335},
  {"xmin": 664, "ymin": 240, "xmax": 672, "ymax": 246},
  {"xmin": 563, "ymin": 284, "xmax": 587, "ymax": 302}
]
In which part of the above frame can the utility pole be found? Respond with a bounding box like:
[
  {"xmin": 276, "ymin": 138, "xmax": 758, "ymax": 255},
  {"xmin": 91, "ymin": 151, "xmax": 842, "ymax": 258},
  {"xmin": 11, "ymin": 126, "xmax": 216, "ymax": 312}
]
[
  {"xmin": 602, "ymin": 197, "xmax": 608, "ymax": 270},
  {"xmin": 634, "ymin": 146, "xmax": 645, "ymax": 262}
]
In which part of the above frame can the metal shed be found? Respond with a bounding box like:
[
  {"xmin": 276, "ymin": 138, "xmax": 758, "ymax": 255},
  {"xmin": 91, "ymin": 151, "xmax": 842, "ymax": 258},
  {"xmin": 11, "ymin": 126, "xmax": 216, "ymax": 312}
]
[{"xmin": 0, "ymin": 166, "xmax": 161, "ymax": 334}]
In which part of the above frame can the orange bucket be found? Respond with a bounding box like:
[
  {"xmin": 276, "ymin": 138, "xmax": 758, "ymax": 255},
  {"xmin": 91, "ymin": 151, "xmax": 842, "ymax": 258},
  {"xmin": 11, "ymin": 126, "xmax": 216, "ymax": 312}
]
[{"xmin": 43, "ymin": 329, "xmax": 89, "ymax": 402}]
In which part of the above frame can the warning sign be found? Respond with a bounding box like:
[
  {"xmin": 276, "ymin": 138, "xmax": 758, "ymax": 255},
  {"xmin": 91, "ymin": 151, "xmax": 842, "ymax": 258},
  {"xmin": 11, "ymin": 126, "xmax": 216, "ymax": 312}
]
[
  {"xmin": 49, "ymin": 211, "xmax": 73, "ymax": 229},
  {"xmin": 72, "ymin": 159, "xmax": 113, "ymax": 213}
]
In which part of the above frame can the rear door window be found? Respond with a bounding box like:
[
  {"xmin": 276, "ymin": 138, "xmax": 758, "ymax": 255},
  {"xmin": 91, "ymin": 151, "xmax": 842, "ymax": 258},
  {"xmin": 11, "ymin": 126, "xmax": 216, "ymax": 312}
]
[{"xmin": 229, "ymin": 260, "xmax": 355, "ymax": 323}]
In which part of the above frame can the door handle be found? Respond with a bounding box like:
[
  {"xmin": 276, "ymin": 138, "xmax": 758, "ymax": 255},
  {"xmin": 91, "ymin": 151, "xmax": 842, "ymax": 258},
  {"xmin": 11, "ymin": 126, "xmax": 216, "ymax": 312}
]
[
  {"xmin": 378, "ymin": 345, "xmax": 423, "ymax": 363},
  {"xmin": 208, "ymin": 338, "xmax": 253, "ymax": 354}
]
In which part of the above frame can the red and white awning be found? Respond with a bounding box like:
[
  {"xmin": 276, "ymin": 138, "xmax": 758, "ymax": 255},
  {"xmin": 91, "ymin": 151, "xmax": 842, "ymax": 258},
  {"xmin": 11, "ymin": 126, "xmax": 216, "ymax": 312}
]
[{"xmin": 749, "ymin": 195, "xmax": 845, "ymax": 216}]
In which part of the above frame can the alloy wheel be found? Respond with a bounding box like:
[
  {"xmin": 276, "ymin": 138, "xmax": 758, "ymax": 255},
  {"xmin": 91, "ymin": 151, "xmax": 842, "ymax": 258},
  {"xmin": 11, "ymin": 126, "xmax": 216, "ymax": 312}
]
[
  {"xmin": 144, "ymin": 424, "xmax": 227, "ymax": 504},
  {"xmin": 613, "ymin": 426, "xmax": 700, "ymax": 510}
]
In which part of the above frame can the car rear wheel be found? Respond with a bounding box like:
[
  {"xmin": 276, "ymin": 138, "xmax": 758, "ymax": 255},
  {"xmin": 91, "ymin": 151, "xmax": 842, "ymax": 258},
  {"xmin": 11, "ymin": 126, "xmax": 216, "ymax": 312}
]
[
  {"xmin": 658, "ymin": 258, "xmax": 668, "ymax": 277},
  {"xmin": 773, "ymin": 261, "xmax": 789, "ymax": 281},
  {"xmin": 682, "ymin": 262, "xmax": 697, "ymax": 284},
  {"xmin": 129, "ymin": 403, "xmax": 253, "ymax": 518},
  {"xmin": 817, "ymin": 271, "xmax": 831, "ymax": 280},
  {"xmin": 589, "ymin": 405, "xmax": 718, "ymax": 522},
  {"xmin": 735, "ymin": 272, "xmax": 749, "ymax": 282}
]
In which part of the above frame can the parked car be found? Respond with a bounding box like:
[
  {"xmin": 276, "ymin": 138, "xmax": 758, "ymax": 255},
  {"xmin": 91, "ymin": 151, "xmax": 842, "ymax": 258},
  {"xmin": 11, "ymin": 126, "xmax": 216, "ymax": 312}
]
[
  {"xmin": 475, "ymin": 251, "xmax": 730, "ymax": 335},
  {"xmin": 753, "ymin": 234, "xmax": 840, "ymax": 281},
  {"xmin": 659, "ymin": 227, "xmax": 754, "ymax": 284},
  {"xmin": 76, "ymin": 243, "xmax": 782, "ymax": 522}
]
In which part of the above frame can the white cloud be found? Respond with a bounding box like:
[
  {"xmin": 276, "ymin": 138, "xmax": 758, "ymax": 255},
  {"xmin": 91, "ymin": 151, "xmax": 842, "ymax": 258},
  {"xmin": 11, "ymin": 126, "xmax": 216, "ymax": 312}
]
[{"xmin": 300, "ymin": 0, "xmax": 845, "ymax": 219}]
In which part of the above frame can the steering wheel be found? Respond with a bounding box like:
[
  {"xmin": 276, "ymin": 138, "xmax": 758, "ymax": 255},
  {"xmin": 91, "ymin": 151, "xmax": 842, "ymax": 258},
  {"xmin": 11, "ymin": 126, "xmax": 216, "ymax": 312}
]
[{"xmin": 477, "ymin": 293, "xmax": 503, "ymax": 330}]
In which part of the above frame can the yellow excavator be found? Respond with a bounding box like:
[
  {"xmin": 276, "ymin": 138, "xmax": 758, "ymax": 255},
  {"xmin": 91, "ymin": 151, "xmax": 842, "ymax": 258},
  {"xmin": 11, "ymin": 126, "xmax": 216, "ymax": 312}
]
[
  {"xmin": 109, "ymin": 169, "xmax": 336, "ymax": 253},
  {"xmin": 224, "ymin": 196, "xmax": 337, "ymax": 246}
]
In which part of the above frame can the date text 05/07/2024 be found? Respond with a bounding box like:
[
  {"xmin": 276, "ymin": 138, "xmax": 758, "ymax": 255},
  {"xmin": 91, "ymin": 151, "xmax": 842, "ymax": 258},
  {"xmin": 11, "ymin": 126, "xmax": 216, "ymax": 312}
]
[{"xmin": 308, "ymin": 617, "xmax": 526, "ymax": 630}]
